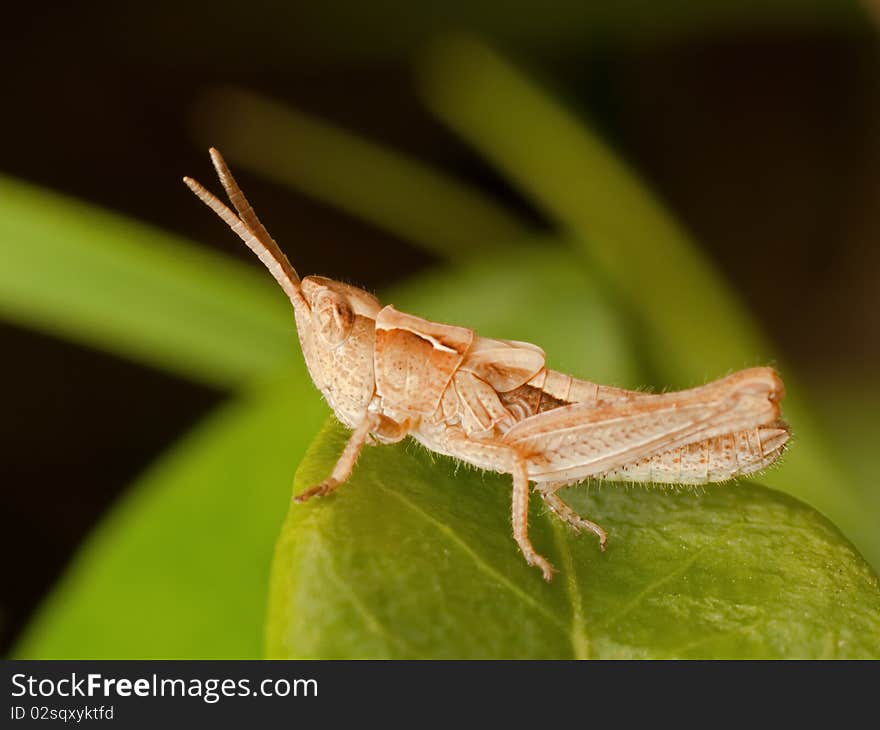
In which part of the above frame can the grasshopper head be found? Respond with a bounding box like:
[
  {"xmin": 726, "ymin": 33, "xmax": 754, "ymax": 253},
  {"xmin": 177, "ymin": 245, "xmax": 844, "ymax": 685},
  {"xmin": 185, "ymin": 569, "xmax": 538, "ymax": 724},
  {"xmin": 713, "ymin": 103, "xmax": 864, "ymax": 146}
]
[
  {"xmin": 300, "ymin": 276, "xmax": 381, "ymax": 346},
  {"xmin": 185, "ymin": 149, "xmax": 382, "ymax": 426},
  {"xmin": 294, "ymin": 277, "xmax": 381, "ymax": 427}
]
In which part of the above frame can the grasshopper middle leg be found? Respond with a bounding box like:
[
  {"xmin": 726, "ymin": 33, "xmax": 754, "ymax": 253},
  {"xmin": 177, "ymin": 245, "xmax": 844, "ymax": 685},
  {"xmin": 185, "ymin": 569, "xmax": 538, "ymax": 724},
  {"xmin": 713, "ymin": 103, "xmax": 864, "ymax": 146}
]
[{"xmin": 537, "ymin": 486, "xmax": 608, "ymax": 551}]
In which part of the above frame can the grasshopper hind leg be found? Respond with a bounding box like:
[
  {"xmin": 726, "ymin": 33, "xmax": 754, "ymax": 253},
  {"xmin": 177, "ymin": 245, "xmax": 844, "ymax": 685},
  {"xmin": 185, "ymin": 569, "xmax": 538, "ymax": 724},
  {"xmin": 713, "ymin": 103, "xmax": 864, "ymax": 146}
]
[
  {"xmin": 432, "ymin": 428, "xmax": 558, "ymax": 580},
  {"xmin": 511, "ymin": 457, "xmax": 557, "ymax": 581},
  {"xmin": 538, "ymin": 487, "xmax": 608, "ymax": 551}
]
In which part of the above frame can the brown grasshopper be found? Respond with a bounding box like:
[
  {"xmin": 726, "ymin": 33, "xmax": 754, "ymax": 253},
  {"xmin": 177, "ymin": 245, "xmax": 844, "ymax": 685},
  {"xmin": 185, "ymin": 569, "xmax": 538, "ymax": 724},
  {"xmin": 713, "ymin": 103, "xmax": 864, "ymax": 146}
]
[{"xmin": 184, "ymin": 148, "xmax": 790, "ymax": 581}]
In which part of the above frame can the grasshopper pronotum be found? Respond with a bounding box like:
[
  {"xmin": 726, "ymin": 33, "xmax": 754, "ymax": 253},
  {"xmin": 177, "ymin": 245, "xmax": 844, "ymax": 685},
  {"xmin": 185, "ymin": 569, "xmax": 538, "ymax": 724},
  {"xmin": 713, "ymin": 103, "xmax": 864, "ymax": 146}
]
[{"xmin": 185, "ymin": 149, "xmax": 790, "ymax": 581}]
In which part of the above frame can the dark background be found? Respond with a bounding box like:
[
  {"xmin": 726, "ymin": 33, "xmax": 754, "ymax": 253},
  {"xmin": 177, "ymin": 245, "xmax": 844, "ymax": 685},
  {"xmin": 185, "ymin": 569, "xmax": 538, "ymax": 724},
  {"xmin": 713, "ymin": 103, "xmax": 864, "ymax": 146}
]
[{"xmin": 3, "ymin": 2, "xmax": 879, "ymax": 654}]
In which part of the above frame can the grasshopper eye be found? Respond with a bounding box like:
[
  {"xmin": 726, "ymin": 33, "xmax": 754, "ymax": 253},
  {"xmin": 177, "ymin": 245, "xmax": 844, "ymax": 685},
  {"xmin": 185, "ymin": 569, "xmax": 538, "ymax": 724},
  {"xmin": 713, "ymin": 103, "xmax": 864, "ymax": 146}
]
[{"xmin": 313, "ymin": 290, "xmax": 355, "ymax": 346}]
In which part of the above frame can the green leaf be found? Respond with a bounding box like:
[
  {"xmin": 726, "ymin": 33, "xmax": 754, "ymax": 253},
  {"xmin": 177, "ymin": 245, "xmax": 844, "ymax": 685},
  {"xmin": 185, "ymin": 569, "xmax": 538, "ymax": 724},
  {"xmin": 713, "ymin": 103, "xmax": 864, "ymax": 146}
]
[
  {"xmin": 0, "ymin": 174, "xmax": 295, "ymax": 388},
  {"xmin": 417, "ymin": 38, "xmax": 877, "ymax": 567},
  {"xmin": 14, "ymin": 368, "xmax": 326, "ymax": 659},
  {"xmin": 268, "ymin": 419, "xmax": 880, "ymax": 659}
]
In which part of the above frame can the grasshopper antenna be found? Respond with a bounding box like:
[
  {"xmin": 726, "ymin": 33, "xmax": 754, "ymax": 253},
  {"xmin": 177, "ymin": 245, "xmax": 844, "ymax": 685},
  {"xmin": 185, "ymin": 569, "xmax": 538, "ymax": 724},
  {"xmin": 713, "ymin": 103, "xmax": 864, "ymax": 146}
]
[{"xmin": 183, "ymin": 148, "xmax": 304, "ymax": 306}]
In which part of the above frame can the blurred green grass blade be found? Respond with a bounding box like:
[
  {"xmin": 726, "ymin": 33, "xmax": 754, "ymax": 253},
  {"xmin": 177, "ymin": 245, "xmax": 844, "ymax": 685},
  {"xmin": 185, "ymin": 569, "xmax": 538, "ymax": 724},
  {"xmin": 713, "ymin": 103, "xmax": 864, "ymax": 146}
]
[
  {"xmin": 14, "ymin": 366, "xmax": 326, "ymax": 659},
  {"xmin": 194, "ymin": 88, "xmax": 530, "ymax": 258},
  {"xmin": 417, "ymin": 38, "xmax": 877, "ymax": 566},
  {"xmin": 813, "ymin": 381, "xmax": 880, "ymax": 520},
  {"xmin": 269, "ymin": 419, "xmax": 880, "ymax": 659},
  {"xmin": 0, "ymin": 174, "xmax": 296, "ymax": 388},
  {"xmin": 419, "ymin": 37, "xmax": 766, "ymax": 380}
]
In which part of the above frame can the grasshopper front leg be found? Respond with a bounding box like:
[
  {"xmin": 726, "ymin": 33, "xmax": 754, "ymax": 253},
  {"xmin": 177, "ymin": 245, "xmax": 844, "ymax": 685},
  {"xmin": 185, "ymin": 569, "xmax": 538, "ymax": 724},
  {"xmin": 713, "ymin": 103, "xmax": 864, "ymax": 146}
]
[
  {"xmin": 295, "ymin": 416, "xmax": 377, "ymax": 503},
  {"xmin": 296, "ymin": 412, "xmax": 411, "ymax": 503}
]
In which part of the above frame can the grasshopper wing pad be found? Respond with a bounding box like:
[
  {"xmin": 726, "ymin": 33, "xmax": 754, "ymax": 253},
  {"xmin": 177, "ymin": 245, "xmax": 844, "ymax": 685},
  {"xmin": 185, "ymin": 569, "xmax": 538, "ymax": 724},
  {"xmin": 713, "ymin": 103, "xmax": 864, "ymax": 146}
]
[
  {"xmin": 453, "ymin": 370, "xmax": 515, "ymax": 434},
  {"xmin": 460, "ymin": 337, "xmax": 546, "ymax": 392},
  {"xmin": 503, "ymin": 385, "xmax": 779, "ymax": 482},
  {"xmin": 374, "ymin": 306, "xmax": 474, "ymax": 416}
]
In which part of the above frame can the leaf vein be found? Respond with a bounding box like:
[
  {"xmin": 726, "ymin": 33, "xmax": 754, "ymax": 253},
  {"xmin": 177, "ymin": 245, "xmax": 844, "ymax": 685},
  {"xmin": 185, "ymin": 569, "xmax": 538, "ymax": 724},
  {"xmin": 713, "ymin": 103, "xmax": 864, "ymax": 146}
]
[
  {"xmin": 373, "ymin": 482, "xmax": 568, "ymax": 633},
  {"xmin": 317, "ymin": 543, "xmax": 416, "ymax": 657},
  {"xmin": 662, "ymin": 616, "xmax": 768, "ymax": 658},
  {"xmin": 549, "ymin": 520, "xmax": 591, "ymax": 660}
]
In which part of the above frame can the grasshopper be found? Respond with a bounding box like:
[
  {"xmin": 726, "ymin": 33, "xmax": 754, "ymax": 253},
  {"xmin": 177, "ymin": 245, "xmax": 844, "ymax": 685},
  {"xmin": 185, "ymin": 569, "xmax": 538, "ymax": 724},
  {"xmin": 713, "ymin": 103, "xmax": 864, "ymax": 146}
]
[{"xmin": 184, "ymin": 148, "xmax": 790, "ymax": 581}]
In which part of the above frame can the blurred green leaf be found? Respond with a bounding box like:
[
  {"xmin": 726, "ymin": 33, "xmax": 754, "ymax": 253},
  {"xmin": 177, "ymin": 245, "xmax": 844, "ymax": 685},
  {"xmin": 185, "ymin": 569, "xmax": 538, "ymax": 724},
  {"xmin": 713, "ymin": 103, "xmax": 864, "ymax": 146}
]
[
  {"xmin": 14, "ymin": 368, "xmax": 326, "ymax": 659},
  {"xmin": 195, "ymin": 88, "xmax": 530, "ymax": 258},
  {"xmin": 268, "ymin": 419, "xmax": 880, "ymax": 659},
  {"xmin": 0, "ymin": 174, "xmax": 295, "ymax": 388},
  {"xmin": 813, "ymin": 382, "xmax": 880, "ymax": 520},
  {"xmin": 417, "ymin": 37, "xmax": 877, "ymax": 567}
]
